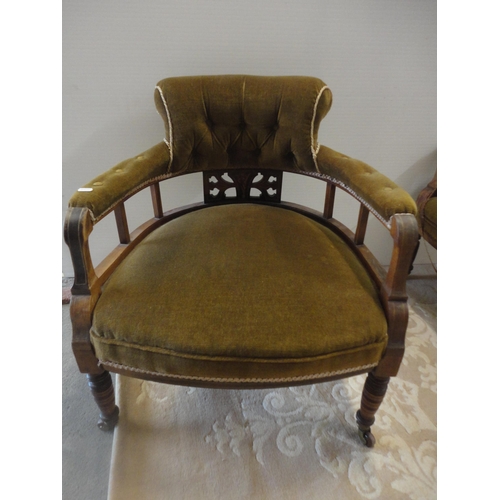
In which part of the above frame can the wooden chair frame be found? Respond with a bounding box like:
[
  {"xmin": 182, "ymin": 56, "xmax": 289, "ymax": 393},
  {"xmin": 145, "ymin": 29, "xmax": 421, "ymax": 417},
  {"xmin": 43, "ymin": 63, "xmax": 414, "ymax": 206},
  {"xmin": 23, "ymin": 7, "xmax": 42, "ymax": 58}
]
[{"xmin": 65, "ymin": 167, "xmax": 418, "ymax": 447}]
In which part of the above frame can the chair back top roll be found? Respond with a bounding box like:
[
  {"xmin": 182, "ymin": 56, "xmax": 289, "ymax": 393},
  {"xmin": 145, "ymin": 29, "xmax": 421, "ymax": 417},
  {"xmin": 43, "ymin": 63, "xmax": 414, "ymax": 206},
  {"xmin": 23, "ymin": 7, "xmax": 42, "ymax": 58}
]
[{"xmin": 154, "ymin": 75, "xmax": 332, "ymax": 175}]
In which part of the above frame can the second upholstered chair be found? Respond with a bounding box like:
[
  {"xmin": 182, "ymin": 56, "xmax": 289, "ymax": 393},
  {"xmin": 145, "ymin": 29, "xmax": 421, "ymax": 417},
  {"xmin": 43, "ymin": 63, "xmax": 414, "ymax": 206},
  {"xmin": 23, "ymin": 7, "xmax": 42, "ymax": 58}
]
[{"xmin": 416, "ymin": 171, "xmax": 437, "ymax": 249}]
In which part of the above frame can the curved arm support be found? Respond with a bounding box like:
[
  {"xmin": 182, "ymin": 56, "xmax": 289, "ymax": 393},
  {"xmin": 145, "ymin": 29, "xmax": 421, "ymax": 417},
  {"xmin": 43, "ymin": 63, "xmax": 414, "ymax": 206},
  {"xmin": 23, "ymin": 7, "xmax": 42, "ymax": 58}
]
[
  {"xmin": 383, "ymin": 214, "xmax": 420, "ymax": 302},
  {"xmin": 314, "ymin": 146, "xmax": 417, "ymax": 226},
  {"xmin": 64, "ymin": 207, "xmax": 103, "ymax": 373},
  {"xmin": 68, "ymin": 141, "xmax": 171, "ymax": 222},
  {"xmin": 376, "ymin": 213, "xmax": 420, "ymax": 377}
]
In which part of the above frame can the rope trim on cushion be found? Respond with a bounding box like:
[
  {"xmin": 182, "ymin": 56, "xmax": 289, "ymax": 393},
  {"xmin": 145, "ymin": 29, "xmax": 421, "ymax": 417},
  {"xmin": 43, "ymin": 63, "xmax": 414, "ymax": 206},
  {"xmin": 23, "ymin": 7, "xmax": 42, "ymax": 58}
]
[
  {"xmin": 98, "ymin": 360, "xmax": 378, "ymax": 384},
  {"xmin": 155, "ymin": 85, "xmax": 173, "ymax": 171},
  {"xmin": 311, "ymin": 85, "xmax": 330, "ymax": 172}
]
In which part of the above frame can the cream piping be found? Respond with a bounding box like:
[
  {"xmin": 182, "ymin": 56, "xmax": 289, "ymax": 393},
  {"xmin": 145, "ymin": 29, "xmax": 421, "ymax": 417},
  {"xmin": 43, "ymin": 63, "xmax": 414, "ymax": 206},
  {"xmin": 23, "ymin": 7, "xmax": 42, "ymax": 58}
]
[
  {"xmin": 155, "ymin": 85, "xmax": 174, "ymax": 171},
  {"xmin": 311, "ymin": 85, "xmax": 330, "ymax": 172}
]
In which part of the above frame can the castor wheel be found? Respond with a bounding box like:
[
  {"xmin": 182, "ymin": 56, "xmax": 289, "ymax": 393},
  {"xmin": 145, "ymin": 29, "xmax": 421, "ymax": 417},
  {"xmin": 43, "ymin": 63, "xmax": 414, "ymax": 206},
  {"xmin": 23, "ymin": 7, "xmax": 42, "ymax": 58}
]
[
  {"xmin": 358, "ymin": 428, "xmax": 376, "ymax": 448},
  {"xmin": 97, "ymin": 406, "xmax": 119, "ymax": 431}
]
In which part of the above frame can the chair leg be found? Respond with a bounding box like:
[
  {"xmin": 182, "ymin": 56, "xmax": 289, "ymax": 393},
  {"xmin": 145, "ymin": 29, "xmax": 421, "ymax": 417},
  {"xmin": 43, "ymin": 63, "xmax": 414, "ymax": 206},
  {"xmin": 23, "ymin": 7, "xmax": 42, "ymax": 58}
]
[
  {"xmin": 87, "ymin": 371, "xmax": 119, "ymax": 431},
  {"xmin": 355, "ymin": 372, "xmax": 390, "ymax": 448}
]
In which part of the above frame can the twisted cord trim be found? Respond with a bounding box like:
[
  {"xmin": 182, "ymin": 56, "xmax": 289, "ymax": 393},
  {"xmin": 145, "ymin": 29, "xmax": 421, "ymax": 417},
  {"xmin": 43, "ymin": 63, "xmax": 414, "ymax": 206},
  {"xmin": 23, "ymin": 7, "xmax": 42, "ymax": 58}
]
[
  {"xmin": 99, "ymin": 360, "xmax": 377, "ymax": 384},
  {"xmin": 303, "ymin": 171, "xmax": 392, "ymax": 228}
]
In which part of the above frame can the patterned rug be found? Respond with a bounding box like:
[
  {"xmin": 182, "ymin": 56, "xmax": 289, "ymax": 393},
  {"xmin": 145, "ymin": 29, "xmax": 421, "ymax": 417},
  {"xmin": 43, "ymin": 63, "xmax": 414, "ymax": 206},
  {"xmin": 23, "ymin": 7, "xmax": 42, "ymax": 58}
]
[{"xmin": 107, "ymin": 308, "xmax": 436, "ymax": 499}]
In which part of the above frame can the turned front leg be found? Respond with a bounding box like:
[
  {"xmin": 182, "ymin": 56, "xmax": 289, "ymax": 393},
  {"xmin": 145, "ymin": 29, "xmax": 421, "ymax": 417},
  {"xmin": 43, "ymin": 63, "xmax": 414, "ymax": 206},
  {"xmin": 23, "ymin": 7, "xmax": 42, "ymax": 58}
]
[
  {"xmin": 356, "ymin": 372, "xmax": 390, "ymax": 447},
  {"xmin": 87, "ymin": 371, "xmax": 119, "ymax": 431}
]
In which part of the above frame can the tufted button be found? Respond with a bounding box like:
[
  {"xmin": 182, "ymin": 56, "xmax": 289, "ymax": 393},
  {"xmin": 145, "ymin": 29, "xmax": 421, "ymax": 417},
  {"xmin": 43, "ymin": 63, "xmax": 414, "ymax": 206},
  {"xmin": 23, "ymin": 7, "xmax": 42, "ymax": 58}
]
[
  {"xmin": 206, "ymin": 118, "xmax": 214, "ymax": 129},
  {"xmin": 273, "ymin": 123, "xmax": 279, "ymax": 131}
]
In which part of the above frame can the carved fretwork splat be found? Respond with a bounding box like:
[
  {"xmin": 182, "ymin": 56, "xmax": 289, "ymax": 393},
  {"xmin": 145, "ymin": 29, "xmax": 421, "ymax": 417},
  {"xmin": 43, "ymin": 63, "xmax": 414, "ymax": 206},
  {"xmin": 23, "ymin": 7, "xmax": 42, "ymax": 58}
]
[{"xmin": 203, "ymin": 170, "xmax": 283, "ymax": 203}]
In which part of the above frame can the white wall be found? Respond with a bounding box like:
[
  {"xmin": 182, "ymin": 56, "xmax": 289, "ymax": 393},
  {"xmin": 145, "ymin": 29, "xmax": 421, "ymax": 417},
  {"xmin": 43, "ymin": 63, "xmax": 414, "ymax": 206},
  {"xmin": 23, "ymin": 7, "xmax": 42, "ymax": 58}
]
[{"xmin": 63, "ymin": 0, "xmax": 436, "ymax": 276}]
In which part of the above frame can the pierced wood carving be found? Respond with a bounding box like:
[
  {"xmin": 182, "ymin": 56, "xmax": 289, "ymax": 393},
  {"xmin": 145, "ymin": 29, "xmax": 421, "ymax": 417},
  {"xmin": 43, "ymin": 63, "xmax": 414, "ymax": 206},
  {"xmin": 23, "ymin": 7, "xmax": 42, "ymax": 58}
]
[{"xmin": 203, "ymin": 170, "xmax": 283, "ymax": 203}]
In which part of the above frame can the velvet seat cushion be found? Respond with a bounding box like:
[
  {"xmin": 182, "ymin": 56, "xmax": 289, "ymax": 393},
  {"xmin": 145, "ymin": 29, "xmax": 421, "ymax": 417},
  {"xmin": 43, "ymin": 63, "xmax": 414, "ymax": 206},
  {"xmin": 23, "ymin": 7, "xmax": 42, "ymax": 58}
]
[{"xmin": 91, "ymin": 204, "xmax": 388, "ymax": 383}]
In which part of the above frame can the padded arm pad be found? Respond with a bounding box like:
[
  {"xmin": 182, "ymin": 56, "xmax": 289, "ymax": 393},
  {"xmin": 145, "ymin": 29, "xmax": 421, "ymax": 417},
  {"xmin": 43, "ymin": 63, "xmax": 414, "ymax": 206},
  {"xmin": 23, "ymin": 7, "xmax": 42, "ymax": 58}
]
[
  {"xmin": 68, "ymin": 142, "xmax": 171, "ymax": 222},
  {"xmin": 315, "ymin": 146, "xmax": 417, "ymax": 225}
]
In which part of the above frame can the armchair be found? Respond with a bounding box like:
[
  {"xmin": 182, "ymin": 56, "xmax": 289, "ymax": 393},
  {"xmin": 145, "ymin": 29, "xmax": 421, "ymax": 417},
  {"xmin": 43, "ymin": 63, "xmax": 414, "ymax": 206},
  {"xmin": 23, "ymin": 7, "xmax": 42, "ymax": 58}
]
[
  {"xmin": 64, "ymin": 75, "xmax": 419, "ymax": 447},
  {"xmin": 416, "ymin": 171, "xmax": 437, "ymax": 249}
]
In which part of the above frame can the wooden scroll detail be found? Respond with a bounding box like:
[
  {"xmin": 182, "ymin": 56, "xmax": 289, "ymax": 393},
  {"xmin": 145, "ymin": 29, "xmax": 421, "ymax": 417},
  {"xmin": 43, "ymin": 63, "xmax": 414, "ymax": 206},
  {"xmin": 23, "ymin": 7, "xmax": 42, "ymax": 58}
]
[
  {"xmin": 64, "ymin": 207, "xmax": 96, "ymax": 296},
  {"xmin": 203, "ymin": 170, "xmax": 283, "ymax": 203}
]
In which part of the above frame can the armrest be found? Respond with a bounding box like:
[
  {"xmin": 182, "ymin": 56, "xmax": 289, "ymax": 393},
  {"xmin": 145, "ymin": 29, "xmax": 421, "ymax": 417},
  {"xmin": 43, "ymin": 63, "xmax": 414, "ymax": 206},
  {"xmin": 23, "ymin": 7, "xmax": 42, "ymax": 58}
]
[
  {"xmin": 315, "ymin": 146, "xmax": 417, "ymax": 227},
  {"xmin": 68, "ymin": 141, "xmax": 171, "ymax": 222}
]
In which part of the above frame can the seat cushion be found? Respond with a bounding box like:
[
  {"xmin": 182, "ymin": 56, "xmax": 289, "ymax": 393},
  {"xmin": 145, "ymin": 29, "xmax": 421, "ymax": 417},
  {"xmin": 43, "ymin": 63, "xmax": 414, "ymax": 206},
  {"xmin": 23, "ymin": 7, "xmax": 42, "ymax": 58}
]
[{"xmin": 91, "ymin": 204, "xmax": 388, "ymax": 383}]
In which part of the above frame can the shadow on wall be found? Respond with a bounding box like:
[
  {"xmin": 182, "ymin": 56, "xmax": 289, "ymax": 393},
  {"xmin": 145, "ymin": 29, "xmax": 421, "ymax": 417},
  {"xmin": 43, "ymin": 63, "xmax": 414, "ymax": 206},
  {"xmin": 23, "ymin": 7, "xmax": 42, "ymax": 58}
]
[{"xmin": 394, "ymin": 149, "xmax": 437, "ymax": 201}]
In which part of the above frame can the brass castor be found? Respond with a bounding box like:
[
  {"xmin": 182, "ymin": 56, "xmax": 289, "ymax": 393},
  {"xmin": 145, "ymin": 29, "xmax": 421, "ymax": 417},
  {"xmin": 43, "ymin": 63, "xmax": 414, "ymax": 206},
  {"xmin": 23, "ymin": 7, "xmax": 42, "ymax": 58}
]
[
  {"xmin": 97, "ymin": 406, "xmax": 119, "ymax": 431},
  {"xmin": 358, "ymin": 428, "xmax": 376, "ymax": 448},
  {"xmin": 355, "ymin": 409, "xmax": 376, "ymax": 448}
]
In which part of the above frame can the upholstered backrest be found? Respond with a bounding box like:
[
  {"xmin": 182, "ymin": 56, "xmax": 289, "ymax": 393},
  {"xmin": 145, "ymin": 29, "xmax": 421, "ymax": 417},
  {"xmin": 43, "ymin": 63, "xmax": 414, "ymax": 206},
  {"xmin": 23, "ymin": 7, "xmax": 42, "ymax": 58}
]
[{"xmin": 154, "ymin": 75, "xmax": 332, "ymax": 175}]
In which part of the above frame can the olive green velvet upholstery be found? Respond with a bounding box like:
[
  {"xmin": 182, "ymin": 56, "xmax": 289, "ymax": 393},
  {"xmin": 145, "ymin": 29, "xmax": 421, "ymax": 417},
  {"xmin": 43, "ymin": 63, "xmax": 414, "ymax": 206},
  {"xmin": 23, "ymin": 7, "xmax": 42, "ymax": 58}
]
[
  {"xmin": 315, "ymin": 147, "xmax": 417, "ymax": 225},
  {"xmin": 91, "ymin": 204, "xmax": 388, "ymax": 383},
  {"xmin": 68, "ymin": 142, "xmax": 170, "ymax": 222},
  {"xmin": 422, "ymin": 196, "xmax": 437, "ymax": 247},
  {"xmin": 416, "ymin": 171, "xmax": 437, "ymax": 248},
  {"xmin": 68, "ymin": 75, "xmax": 417, "ymax": 225},
  {"xmin": 154, "ymin": 75, "xmax": 332, "ymax": 175}
]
